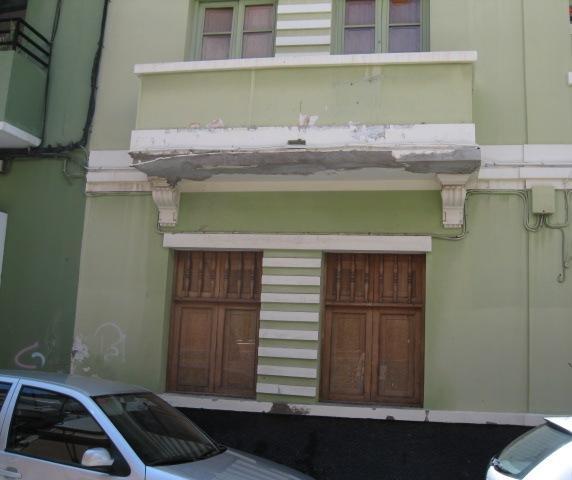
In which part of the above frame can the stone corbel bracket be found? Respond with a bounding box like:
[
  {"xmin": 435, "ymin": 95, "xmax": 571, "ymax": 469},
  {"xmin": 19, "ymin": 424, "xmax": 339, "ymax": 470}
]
[
  {"xmin": 150, "ymin": 177, "xmax": 180, "ymax": 227},
  {"xmin": 437, "ymin": 174, "xmax": 471, "ymax": 229}
]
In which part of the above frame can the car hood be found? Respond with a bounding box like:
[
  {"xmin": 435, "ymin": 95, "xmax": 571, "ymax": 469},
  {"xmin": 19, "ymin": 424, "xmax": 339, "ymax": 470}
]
[{"xmin": 145, "ymin": 448, "xmax": 314, "ymax": 480}]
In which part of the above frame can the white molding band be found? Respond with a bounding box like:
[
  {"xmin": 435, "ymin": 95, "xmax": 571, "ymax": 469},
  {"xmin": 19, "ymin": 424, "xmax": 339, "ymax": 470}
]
[
  {"xmin": 276, "ymin": 19, "xmax": 331, "ymax": 30},
  {"xmin": 0, "ymin": 121, "xmax": 41, "ymax": 148},
  {"xmin": 260, "ymin": 311, "xmax": 320, "ymax": 322},
  {"xmin": 259, "ymin": 329, "xmax": 319, "ymax": 341},
  {"xmin": 275, "ymin": 35, "xmax": 331, "ymax": 47},
  {"xmin": 263, "ymin": 257, "xmax": 322, "ymax": 268},
  {"xmin": 277, "ymin": 3, "xmax": 331, "ymax": 14},
  {"xmin": 164, "ymin": 233, "xmax": 432, "ymax": 253},
  {"xmin": 261, "ymin": 293, "xmax": 320, "ymax": 304},
  {"xmin": 257, "ymin": 365, "xmax": 317, "ymax": 379},
  {"xmin": 161, "ymin": 393, "xmax": 547, "ymax": 427},
  {"xmin": 256, "ymin": 384, "xmax": 317, "ymax": 397},
  {"xmin": 258, "ymin": 347, "xmax": 319, "ymax": 359},
  {"xmin": 134, "ymin": 51, "xmax": 478, "ymax": 76},
  {"xmin": 262, "ymin": 275, "xmax": 321, "ymax": 286}
]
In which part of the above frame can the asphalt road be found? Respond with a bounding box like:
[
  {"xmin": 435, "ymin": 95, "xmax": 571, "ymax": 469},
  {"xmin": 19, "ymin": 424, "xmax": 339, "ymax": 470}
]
[{"xmin": 182, "ymin": 408, "xmax": 529, "ymax": 480}]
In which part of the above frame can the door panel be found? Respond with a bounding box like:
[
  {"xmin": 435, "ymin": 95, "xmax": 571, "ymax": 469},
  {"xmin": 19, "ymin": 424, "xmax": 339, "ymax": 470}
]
[
  {"xmin": 169, "ymin": 251, "xmax": 262, "ymax": 398},
  {"xmin": 322, "ymin": 253, "xmax": 425, "ymax": 406},
  {"xmin": 372, "ymin": 310, "xmax": 422, "ymax": 404},
  {"xmin": 322, "ymin": 309, "xmax": 372, "ymax": 402},
  {"xmin": 174, "ymin": 305, "xmax": 217, "ymax": 391},
  {"xmin": 215, "ymin": 306, "xmax": 258, "ymax": 396}
]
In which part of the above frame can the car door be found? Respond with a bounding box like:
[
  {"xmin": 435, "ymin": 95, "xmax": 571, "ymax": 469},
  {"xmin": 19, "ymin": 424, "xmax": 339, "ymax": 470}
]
[
  {"xmin": 0, "ymin": 375, "xmax": 18, "ymax": 449},
  {"xmin": 0, "ymin": 380, "xmax": 145, "ymax": 480}
]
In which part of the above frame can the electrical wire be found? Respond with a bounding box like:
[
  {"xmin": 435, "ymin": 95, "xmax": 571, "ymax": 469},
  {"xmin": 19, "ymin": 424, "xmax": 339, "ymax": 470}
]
[{"xmin": 0, "ymin": 0, "xmax": 110, "ymax": 170}]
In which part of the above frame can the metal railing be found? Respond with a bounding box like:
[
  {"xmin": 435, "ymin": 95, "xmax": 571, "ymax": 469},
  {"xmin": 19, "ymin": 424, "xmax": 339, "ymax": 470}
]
[{"xmin": 0, "ymin": 17, "xmax": 51, "ymax": 68}]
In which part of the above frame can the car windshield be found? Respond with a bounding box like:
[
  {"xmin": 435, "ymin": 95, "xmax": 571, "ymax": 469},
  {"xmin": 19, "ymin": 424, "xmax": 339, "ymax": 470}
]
[
  {"xmin": 94, "ymin": 392, "xmax": 220, "ymax": 466},
  {"xmin": 494, "ymin": 423, "xmax": 572, "ymax": 478}
]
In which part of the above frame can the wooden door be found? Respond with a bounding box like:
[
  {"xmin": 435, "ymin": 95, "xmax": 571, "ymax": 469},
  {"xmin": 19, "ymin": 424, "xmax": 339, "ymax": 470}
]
[
  {"xmin": 168, "ymin": 251, "xmax": 262, "ymax": 397},
  {"xmin": 321, "ymin": 253, "xmax": 425, "ymax": 406}
]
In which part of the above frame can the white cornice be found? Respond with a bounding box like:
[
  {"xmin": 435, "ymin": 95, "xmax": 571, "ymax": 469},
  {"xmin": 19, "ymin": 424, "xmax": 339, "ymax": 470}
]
[
  {"xmin": 134, "ymin": 51, "xmax": 478, "ymax": 76},
  {"xmin": 163, "ymin": 233, "xmax": 432, "ymax": 253}
]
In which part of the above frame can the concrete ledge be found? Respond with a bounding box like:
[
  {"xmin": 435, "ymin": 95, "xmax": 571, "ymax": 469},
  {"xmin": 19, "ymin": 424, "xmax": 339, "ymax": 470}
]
[
  {"xmin": 135, "ymin": 51, "xmax": 478, "ymax": 75},
  {"xmin": 162, "ymin": 393, "xmax": 546, "ymax": 427}
]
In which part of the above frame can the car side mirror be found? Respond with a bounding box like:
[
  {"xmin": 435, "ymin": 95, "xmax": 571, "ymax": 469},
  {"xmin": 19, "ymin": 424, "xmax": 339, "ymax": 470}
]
[{"xmin": 81, "ymin": 448, "xmax": 115, "ymax": 469}]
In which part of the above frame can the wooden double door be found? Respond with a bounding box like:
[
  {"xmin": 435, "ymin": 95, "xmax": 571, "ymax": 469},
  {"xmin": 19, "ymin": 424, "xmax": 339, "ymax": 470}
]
[
  {"xmin": 321, "ymin": 253, "xmax": 425, "ymax": 406},
  {"xmin": 167, "ymin": 251, "xmax": 262, "ymax": 398}
]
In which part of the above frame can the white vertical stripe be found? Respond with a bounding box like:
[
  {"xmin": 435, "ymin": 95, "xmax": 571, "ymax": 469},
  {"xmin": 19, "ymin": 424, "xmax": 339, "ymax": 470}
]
[
  {"xmin": 260, "ymin": 310, "xmax": 319, "ymax": 322},
  {"xmin": 262, "ymin": 275, "xmax": 321, "ymax": 286},
  {"xmin": 261, "ymin": 293, "xmax": 320, "ymax": 304},
  {"xmin": 262, "ymin": 257, "xmax": 322, "ymax": 268},
  {"xmin": 257, "ymin": 365, "xmax": 317, "ymax": 378},
  {"xmin": 258, "ymin": 347, "xmax": 318, "ymax": 359},
  {"xmin": 259, "ymin": 329, "xmax": 319, "ymax": 341},
  {"xmin": 256, "ymin": 383, "xmax": 317, "ymax": 397}
]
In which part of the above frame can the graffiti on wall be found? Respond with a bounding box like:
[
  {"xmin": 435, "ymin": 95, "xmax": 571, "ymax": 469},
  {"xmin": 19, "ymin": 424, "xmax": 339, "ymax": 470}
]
[
  {"xmin": 14, "ymin": 342, "xmax": 46, "ymax": 370},
  {"xmin": 71, "ymin": 322, "xmax": 127, "ymax": 374}
]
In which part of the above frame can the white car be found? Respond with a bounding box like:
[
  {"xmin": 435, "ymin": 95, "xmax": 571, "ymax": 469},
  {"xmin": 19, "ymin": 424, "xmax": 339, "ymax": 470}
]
[
  {"xmin": 0, "ymin": 370, "xmax": 314, "ymax": 480},
  {"xmin": 486, "ymin": 417, "xmax": 572, "ymax": 480}
]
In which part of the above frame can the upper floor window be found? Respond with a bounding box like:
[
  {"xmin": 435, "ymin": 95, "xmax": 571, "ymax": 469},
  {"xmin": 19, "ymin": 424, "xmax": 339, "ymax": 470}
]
[
  {"xmin": 195, "ymin": 1, "xmax": 276, "ymax": 60},
  {"xmin": 335, "ymin": 0, "xmax": 428, "ymax": 54}
]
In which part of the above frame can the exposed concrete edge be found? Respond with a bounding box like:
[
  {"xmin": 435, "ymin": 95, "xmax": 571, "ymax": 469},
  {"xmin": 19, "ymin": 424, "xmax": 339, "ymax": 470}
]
[
  {"xmin": 163, "ymin": 233, "xmax": 432, "ymax": 253},
  {"xmin": 134, "ymin": 51, "xmax": 478, "ymax": 76},
  {"xmin": 0, "ymin": 121, "xmax": 41, "ymax": 148},
  {"xmin": 161, "ymin": 393, "xmax": 546, "ymax": 427}
]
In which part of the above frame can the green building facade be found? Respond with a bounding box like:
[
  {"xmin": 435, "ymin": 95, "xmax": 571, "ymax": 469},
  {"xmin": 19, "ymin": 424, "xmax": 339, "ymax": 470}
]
[
  {"xmin": 0, "ymin": 0, "xmax": 107, "ymax": 371},
  {"xmin": 5, "ymin": 0, "xmax": 571, "ymax": 425}
]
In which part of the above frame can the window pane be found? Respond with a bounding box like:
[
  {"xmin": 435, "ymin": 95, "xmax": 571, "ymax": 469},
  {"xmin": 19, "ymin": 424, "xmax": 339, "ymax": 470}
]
[
  {"xmin": 0, "ymin": 382, "xmax": 11, "ymax": 409},
  {"xmin": 7, "ymin": 386, "xmax": 114, "ymax": 467},
  {"xmin": 244, "ymin": 4, "xmax": 274, "ymax": 31},
  {"xmin": 242, "ymin": 32, "xmax": 273, "ymax": 58},
  {"xmin": 203, "ymin": 7, "xmax": 233, "ymax": 33},
  {"xmin": 345, "ymin": 0, "xmax": 375, "ymax": 26},
  {"xmin": 344, "ymin": 27, "xmax": 375, "ymax": 54},
  {"xmin": 201, "ymin": 35, "xmax": 231, "ymax": 60},
  {"xmin": 389, "ymin": 0, "xmax": 420, "ymax": 24},
  {"xmin": 388, "ymin": 25, "xmax": 420, "ymax": 52}
]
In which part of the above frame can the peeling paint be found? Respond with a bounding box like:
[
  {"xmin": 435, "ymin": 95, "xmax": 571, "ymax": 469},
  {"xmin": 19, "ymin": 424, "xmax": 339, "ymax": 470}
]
[{"xmin": 206, "ymin": 118, "xmax": 224, "ymax": 129}]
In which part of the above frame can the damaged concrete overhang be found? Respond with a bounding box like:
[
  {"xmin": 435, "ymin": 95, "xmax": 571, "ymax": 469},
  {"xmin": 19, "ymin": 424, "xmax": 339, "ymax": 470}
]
[{"xmin": 130, "ymin": 146, "xmax": 481, "ymax": 184}]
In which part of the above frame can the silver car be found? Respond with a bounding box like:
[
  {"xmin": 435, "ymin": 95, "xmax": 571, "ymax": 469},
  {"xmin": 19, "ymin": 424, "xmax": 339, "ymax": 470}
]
[
  {"xmin": 0, "ymin": 371, "xmax": 314, "ymax": 480},
  {"xmin": 486, "ymin": 417, "xmax": 572, "ymax": 480}
]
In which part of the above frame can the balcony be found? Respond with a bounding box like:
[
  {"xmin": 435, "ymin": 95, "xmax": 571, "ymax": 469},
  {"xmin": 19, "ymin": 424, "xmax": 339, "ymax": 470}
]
[
  {"xmin": 130, "ymin": 52, "xmax": 479, "ymax": 184},
  {"xmin": 0, "ymin": 18, "xmax": 50, "ymax": 148}
]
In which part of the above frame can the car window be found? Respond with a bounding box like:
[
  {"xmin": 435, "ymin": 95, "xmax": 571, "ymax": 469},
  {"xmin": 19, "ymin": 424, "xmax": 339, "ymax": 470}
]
[
  {"xmin": 494, "ymin": 424, "xmax": 572, "ymax": 479},
  {"xmin": 6, "ymin": 386, "xmax": 117, "ymax": 468},
  {"xmin": 0, "ymin": 382, "xmax": 11, "ymax": 410},
  {"xmin": 94, "ymin": 392, "xmax": 220, "ymax": 466}
]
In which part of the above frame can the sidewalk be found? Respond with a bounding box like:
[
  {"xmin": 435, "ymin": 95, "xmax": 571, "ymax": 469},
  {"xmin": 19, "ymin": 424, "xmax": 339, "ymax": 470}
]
[{"xmin": 182, "ymin": 408, "xmax": 529, "ymax": 480}]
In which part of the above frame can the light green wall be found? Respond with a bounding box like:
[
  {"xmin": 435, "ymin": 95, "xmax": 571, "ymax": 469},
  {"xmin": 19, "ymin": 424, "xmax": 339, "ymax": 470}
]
[
  {"xmin": 91, "ymin": 0, "xmax": 572, "ymax": 149},
  {"xmin": 72, "ymin": 195, "xmax": 171, "ymax": 391},
  {"xmin": 89, "ymin": 0, "xmax": 190, "ymax": 150},
  {"xmin": 431, "ymin": 0, "xmax": 572, "ymax": 145},
  {"xmin": 0, "ymin": 159, "xmax": 86, "ymax": 371},
  {"xmin": 136, "ymin": 63, "xmax": 473, "ymax": 129},
  {"xmin": 74, "ymin": 191, "xmax": 572, "ymax": 414}
]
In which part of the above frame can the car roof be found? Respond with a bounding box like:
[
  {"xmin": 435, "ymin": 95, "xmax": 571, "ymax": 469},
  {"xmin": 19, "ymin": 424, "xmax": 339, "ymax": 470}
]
[
  {"xmin": 546, "ymin": 417, "xmax": 572, "ymax": 434},
  {"xmin": 0, "ymin": 370, "xmax": 147, "ymax": 397}
]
